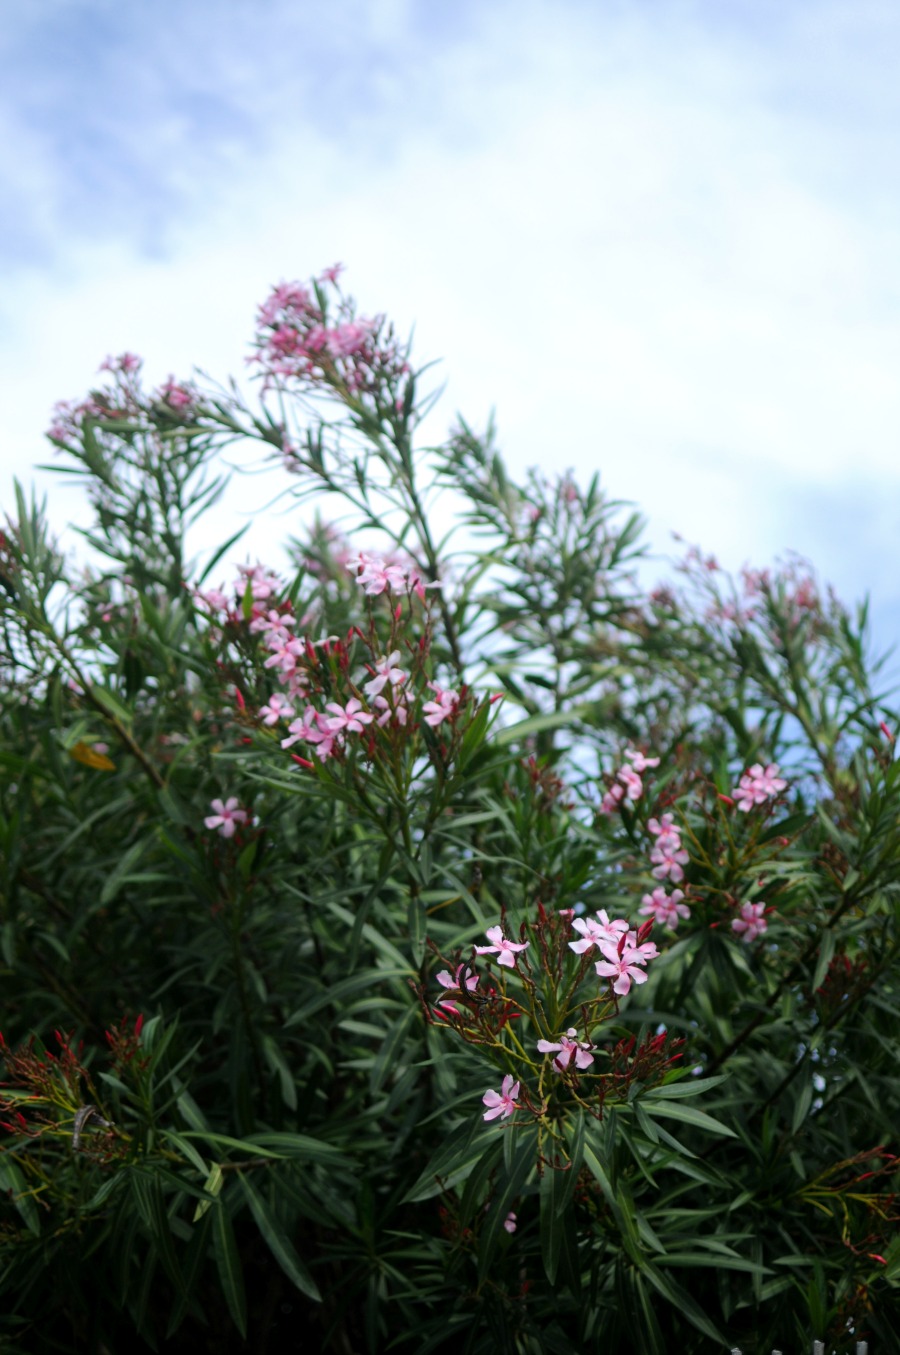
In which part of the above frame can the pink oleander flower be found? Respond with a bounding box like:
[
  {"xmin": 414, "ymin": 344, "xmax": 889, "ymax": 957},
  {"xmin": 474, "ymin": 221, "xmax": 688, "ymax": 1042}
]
[
  {"xmin": 406, "ymin": 566, "xmax": 442, "ymax": 602},
  {"xmin": 503, "ymin": 1211, "xmax": 517, "ymax": 1234},
  {"xmin": 732, "ymin": 901, "xmax": 768, "ymax": 943},
  {"xmin": 623, "ymin": 932, "xmax": 660, "ymax": 963},
  {"xmin": 263, "ymin": 633, "xmax": 305, "ymax": 675},
  {"xmin": 422, "ymin": 684, "xmax": 460, "ymax": 728},
  {"xmin": 236, "ymin": 563, "xmax": 282, "ymax": 604},
  {"xmin": 436, "ymin": 965, "xmax": 479, "ymax": 993},
  {"xmin": 194, "ymin": 585, "xmax": 230, "ymax": 614},
  {"xmin": 482, "ymin": 1074, "xmax": 520, "ymax": 1121},
  {"xmin": 373, "ymin": 689, "xmax": 410, "ymax": 727},
  {"xmin": 599, "ymin": 782, "xmax": 625, "ymax": 815},
  {"xmin": 568, "ymin": 910, "xmax": 629, "ymax": 955},
  {"xmin": 318, "ymin": 262, "xmax": 345, "ymax": 285},
  {"xmin": 616, "ymin": 765, "xmax": 643, "ymax": 801},
  {"xmin": 537, "ymin": 1028, "xmax": 595, "ymax": 1073},
  {"xmin": 281, "ymin": 706, "xmax": 324, "ymax": 749},
  {"xmin": 625, "ymin": 748, "xmax": 661, "ymax": 773},
  {"xmin": 733, "ymin": 763, "xmax": 787, "ymax": 812},
  {"xmin": 156, "ymin": 376, "xmax": 195, "ymax": 411},
  {"xmin": 324, "ymin": 698, "xmax": 374, "ymax": 735},
  {"xmin": 650, "ymin": 841, "xmax": 690, "ymax": 883},
  {"xmin": 639, "ymin": 887, "xmax": 691, "ymax": 929},
  {"xmin": 475, "ymin": 925, "xmax": 529, "ymax": 968},
  {"xmin": 249, "ymin": 608, "xmax": 296, "ymax": 635},
  {"xmin": 258, "ymin": 693, "xmax": 295, "ymax": 726},
  {"xmin": 363, "ymin": 651, "xmax": 407, "ymax": 697},
  {"xmin": 435, "ymin": 964, "xmax": 479, "ymax": 1013},
  {"xmin": 595, "ymin": 938, "xmax": 653, "ymax": 996},
  {"xmin": 348, "ymin": 551, "xmax": 408, "ymax": 596},
  {"xmin": 100, "ymin": 351, "xmax": 142, "ymax": 374},
  {"xmin": 204, "ymin": 797, "xmax": 248, "ymax": 839}
]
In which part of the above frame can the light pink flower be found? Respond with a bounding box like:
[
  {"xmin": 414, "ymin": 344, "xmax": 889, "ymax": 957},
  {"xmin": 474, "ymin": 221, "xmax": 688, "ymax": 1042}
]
[
  {"xmin": 281, "ymin": 707, "xmax": 323, "ymax": 749},
  {"xmin": 249, "ymin": 608, "xmax": 296, "ymax": 636},
  {"xmin": 731, "ymin": 901, "xmax": 768, "ymax": 943},
  {"xmin": 348, "ymin": 551, "xmax": 408, "ymax": 596},
  {"xmin": 650, "ymin": 841, "xmax": 690, "ymax": 883},
  {"xmin": 623, "ymin": 933, "xmax": 660, "ymax": 963},
  {"xmin": 482, "ymin": 1074, "xmax": 520, "ymax": 1121},
  {"xmin": 422, "ymin": 685, "xmax": 460, "ymax": 728},
  {"xmin": 363, "ymin": 651, "xmax": 407, "ymax": 697},
  {"xmin": 599, "ymin": 783, "xmax": 626, "ymax": 815},
  {"xmin": 204, "ymin": 797, "xmax": 248, "ymax": 839},
  {"xmin": 475, "ymin": 925, "xmax": 529, "ymax": 968},
  {"xmin": 237, "ymin": 564, "xmax": 280, "ymax": 602},
  {"xmin": 568, "ymin": 910, "xmax": 629, "ymax": 955},
  {"xmin": 407, "ymin": 567, "xmax": 442, "ymax": 602},
  {"xmin": 324, "ymin": 698, "xmax": 374, "ymax": 735},
  {"xmin": 156, "ymin": 376, "xmax": 195, "ymax": 411},
  {"xmin": 733, "ymin": 763, "xmax": 787, "ymax": 812},
  {"xmin": 503, "ymin": 1211, "xmax": 517, "ymax": 1234},
  {"xmin": 537, "ymin": 1028, "xmax": 595, "ymax": 1073},
  {"xmin": 258, "ymin": 693, "xmax": 295, "ymax": 726},
  {"xmin": 625, "ymin": 748, "xmax": 660, "ymax": 773},
  {"xmin": 194, "ymin": 585, "xmax": 230, "ymax": 614},
  {"xmin": 435, "ymin": 964, "xmax": 479, "ymax": 1014},
  {"xmin": 595, "ymin": 938, "xmax": 654, "ymax": 996},
  {"xmin": 617, "ymin": 765, "xmax": 644, "ymax": 801},
  {"xmin": 373, "ymin": 690, "xmax": 410, "ymax": 727},
  {"xmin": 436, "ymin": 965, "xmax": 479, "ymax": 993},
  {"xmin": 647, "ymin": 814, "xmax": 677, "ymax": 838},
  {"xmin": 639, "ymin": 887, "xmax": 691, "ymax": 930}
]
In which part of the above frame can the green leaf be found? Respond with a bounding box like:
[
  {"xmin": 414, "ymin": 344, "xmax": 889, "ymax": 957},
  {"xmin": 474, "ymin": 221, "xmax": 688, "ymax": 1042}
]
[
  {"xmin": 812, "ymin": 928, "xmax": 836, "ymax": 992},
  {"xmin": 89, "ymin": 684, "xmax": 133, "ymax": 726},
  {"xmin": 370, "ymin": 1003, "xmax": 417, "ymax": 1094},
  {"xmin": 261, "ymin": 1035, "xmax": 298, "ymax": 1111},
  {"xmin": 642, "ymin": 1260, "xmax": 726, "ymax": 1344},
  {"xmin": 236, "ymin": 1172, "xmax": 321, "ymax": 1302},
  {"xmin": 193, "ymin": 1162, "xmax": 224, "ymax": 1222},
  {"xmin": 648, "ymin": 1073, "xmax": 731, "ymax": 1099},
  {"xmin": 0, "ymin": 1158, "xmax": 40, "ymax": 1235},
  {"xmin": 494, "ymin": 705, "xmax": 594, "ymax": 747},
  {"xmin": 100, "ymin": 838, "xmax": 148, "ymax": 905},
  {"xmin": 166, "ymin": 1211, "xmax": 213, "ymax": 1338},
  {"xmin": 478, "ymin": 1125, "xmax": 535, "ymax": 1280},
  {"xmin": 407, "ymin": 892, "xmax": 426, "ymax": 966},
  {"xmin": 639, "ymin": 1099, "xmax": 737, "ymax": 1138},
  {"xmin": 212, "ymin": 1201, "xmax": 247, "ymax": 1340},
  {"xmin": 404, "ymin": 1118, "xmax": 482, "ymax": 1202}
]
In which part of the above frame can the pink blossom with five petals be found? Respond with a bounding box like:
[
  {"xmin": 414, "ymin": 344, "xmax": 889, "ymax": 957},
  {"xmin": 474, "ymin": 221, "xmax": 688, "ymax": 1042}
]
[
  {"xmin": 482, "ymin": 1074, "xmax": 520, "ymax": 1121},
  {"xmin": 475, "ymin": 925, "xmax": 529, "ymax": 968}
]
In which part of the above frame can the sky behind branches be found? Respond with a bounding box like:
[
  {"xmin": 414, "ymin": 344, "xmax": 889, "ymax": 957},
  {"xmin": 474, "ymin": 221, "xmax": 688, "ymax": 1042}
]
[{"xmin": 2, "ymin": 0, "xmax": 899, "ymax": 659}]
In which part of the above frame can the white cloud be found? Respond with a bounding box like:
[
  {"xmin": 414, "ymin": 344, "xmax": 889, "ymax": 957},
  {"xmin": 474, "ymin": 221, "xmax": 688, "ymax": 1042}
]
[{"xmin": 2, "ymin": 0, "xmax": 900, "ymax": 633}]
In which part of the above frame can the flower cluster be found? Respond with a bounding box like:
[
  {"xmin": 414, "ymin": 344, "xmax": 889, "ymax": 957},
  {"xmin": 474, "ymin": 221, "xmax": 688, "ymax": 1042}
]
[
  {"xmin": 647, "ymin": 813, "xmax": 689, "ymax": 884},
  {"xmin": 251, "ymin": 269, "xmax": 410, "ymax": 397},
  {"xmin": 733, "ymin": 762, "xmax": 786, "ymax": 812},
  {"xmin": 433, "ymin": 911, "xmax": 664, "ymax": 1125},
  {"xmin": 195, "ymin": 553, "xmax": 468, "ymax": 770},
  {"xmin": 349, "ymin": 550, "xmax": 438, "ymax": 602},
  {"xmin": 599, "ymin": 747, "xmax": 660, "ymax": 815},
  {"xmin": 639, "ymin": 885, "xmax": 690, "ymax": 930}
]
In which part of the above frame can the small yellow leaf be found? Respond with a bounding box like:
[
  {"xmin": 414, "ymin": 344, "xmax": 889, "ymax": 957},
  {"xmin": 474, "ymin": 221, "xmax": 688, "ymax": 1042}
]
[{"xmin": 69, "ymin": 741, "xmax": 116, "ymax": 771}]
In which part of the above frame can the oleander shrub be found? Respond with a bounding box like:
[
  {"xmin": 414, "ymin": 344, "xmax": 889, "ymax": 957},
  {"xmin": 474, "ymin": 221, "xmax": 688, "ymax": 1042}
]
[{"xmin": 0, "ymin": 267, "xmax": 898, "ymax": 1354}]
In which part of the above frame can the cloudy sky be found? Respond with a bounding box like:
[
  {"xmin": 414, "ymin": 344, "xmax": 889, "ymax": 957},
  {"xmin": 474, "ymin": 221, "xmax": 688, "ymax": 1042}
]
[{"xmin": 2, "ymin": 0, "xmax": 899, "ymax": 658}]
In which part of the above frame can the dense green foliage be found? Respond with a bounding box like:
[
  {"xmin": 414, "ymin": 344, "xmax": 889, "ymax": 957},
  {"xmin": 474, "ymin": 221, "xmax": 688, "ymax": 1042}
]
[{"xmin": 1, "ymin": 270, "xmax": 898, "ymax": 1353}]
